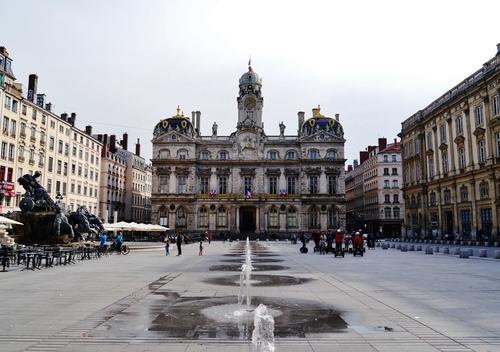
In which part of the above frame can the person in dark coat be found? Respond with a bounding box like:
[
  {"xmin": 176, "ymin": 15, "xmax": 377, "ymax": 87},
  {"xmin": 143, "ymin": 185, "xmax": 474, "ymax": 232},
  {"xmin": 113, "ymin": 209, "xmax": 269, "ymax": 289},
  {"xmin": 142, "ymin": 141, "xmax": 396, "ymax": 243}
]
[{"xmin": 176, "ymin": 232, "xmax": 184, "ymax": 256}]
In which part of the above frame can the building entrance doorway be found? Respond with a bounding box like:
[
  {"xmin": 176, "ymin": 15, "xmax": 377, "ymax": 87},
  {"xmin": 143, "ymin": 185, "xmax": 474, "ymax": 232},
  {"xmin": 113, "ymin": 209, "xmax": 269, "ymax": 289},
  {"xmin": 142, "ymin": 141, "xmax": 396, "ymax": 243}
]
[{"xmin": 240, "ymin": 206, "xmax": 255, "ymax": 231}]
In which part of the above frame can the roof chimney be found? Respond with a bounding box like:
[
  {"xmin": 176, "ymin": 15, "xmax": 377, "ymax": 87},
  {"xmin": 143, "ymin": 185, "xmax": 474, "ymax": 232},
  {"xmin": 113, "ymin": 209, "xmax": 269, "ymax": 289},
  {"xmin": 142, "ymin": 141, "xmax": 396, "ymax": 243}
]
[
  {"xmin": 101, "ymin": 134, "xmax": 108, "ymax": 157},
  {"xmin": 45, "ymin": 102, "xmax": 52, "ymax": 112},
  {"xmin": 67, "ymin": 112, "xmax": 76, "ymax": 126},
  {"xmin": 359, "ymin": 151, "xmax": 369, "ymax": 164},
  {"xmin": 28, "ymin": 74, "xmax": 38, "ymax": 102},
  {"xmin": 122, "ymin": 133, "xmax": 128, "ymax": 151},
  {"xmin": 85, "ymin": 125, "xmax": 92, "ymax": 136},
  {"xmin": 298, "ymin": 111, "xmax": 305, "ymax": 132},
  {"xmin": 136, "ymin": 138, "xmax": 141, "ymax": 156},
  {"xmin": 0, "ymin": 47, "xmax": 9, "ymax": 57},
  {"xmin": 61, "ymin": 112, "xmax": 68, "ymax": 121},
  {"xmin": 378, "ymin": 138, "xmax": 387, "ymax": 151},
  {"xmin": 36, "ymin": 94, "xmax": 45, "ymax": 107},
  {"xmin": 196, "ymin": 111, "xmax": 201, "ymax": 133},
  {"xmin": 109, "ymin": 135, "xmax": 116, "ymax": 153}
]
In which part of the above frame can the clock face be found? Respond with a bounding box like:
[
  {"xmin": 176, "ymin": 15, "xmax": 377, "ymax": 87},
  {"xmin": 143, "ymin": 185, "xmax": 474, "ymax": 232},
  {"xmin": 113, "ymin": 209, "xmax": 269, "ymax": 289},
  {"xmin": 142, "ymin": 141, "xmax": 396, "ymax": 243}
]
[{"xmin": 244, "ymin": 97, "xmax": 256, "ymax": 109}]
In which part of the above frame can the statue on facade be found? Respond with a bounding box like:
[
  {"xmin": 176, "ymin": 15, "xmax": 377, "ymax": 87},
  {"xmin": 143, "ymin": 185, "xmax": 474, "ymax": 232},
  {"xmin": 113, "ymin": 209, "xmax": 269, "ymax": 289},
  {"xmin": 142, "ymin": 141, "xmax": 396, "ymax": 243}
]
[
  {"xmin": 212, "ymin": 122, "xmax": 218, "ymax": 136},
  {"xmin": 279, "ymin": 121, "xmax": 286, "ymax": 135}
]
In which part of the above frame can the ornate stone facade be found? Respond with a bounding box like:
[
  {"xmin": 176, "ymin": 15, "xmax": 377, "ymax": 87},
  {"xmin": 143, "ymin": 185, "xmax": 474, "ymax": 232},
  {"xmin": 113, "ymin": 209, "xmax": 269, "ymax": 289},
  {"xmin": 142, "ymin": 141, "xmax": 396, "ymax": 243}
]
[{"xmin": 151, "ymin": 65, "xmax": 346, "ymax": 239}]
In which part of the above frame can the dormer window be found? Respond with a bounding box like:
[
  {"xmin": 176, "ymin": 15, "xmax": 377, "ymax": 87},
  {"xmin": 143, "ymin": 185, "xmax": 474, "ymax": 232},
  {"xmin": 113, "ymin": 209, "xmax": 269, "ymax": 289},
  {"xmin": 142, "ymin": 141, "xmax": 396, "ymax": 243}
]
[
  {"xmin": 309, "ymin": 150, "xmax": 318, "ymax": 160},
  {"xmin": 287, "ymin": 151, "xmax": 295, "ymax": 159},
  {"xmin": 179, "ymin": 151, "xmax": 187, "ymax": 160},
  {"xmin": 269, "ymin": 151, "xmax": 277, "ymax": 160},
  {"xmin": 219, "ymin": 151, "xmax": 227, "ymax": 160}
]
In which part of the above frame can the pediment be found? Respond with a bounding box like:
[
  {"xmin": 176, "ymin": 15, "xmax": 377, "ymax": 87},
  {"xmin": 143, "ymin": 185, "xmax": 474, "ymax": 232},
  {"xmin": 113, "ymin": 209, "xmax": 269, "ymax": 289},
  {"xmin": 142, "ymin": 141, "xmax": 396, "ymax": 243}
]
[
  {"xmin": 299, "ymin": 132, "xmax": 344, "ymax": 143},
  {"xmin": 152, "ymin": 131, "xmax": 196, "ymax": 143}
]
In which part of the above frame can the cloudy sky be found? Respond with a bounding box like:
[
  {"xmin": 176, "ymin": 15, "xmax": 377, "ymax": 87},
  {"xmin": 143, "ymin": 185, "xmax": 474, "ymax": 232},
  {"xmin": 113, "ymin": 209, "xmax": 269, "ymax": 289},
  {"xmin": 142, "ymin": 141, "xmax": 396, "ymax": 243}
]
[{"xmin": 2, "ymin": 0, "xmax": 499, "ymax": 165}]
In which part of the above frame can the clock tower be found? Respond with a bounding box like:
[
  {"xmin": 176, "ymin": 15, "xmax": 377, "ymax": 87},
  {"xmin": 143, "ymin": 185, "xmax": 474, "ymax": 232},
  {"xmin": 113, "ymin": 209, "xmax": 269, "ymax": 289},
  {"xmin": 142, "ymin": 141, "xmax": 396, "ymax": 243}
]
[{"xmin": 237, "ymin": 63, "xmax": 263, "ymax": 130}]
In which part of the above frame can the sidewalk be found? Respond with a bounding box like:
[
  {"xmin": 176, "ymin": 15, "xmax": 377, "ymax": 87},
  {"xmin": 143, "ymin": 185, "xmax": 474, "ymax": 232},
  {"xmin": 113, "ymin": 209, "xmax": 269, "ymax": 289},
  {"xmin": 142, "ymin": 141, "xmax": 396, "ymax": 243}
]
[{"xmin": 0, "ymin": 240, "xmax": 499, "ymax": 351}]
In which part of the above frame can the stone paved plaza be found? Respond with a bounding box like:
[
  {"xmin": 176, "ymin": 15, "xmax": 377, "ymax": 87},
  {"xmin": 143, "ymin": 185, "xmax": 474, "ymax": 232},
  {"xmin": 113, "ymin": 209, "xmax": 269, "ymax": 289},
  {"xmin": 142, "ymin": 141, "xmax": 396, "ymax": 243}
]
[{"xmin": 0, "ymin": 240, "xmax": 499, "ymax": 352}]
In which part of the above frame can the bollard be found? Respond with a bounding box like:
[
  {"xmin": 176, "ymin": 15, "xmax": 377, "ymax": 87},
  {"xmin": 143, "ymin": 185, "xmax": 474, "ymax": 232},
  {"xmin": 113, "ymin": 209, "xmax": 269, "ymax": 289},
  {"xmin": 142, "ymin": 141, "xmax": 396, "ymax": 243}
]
[
  {"xmin": 494, "ymin": 250, "xmax": 500, "ymax": 259},
  {"xmin": 425, "ymin": 246, "xmax": 433, "ymax": 254},
  {"xmin": 453, "ymin": 248, "xmax": 460, "ymax": 255},
  {"xmin": 390, "ymin": 243, "xmax": 395, "ymax": 248},
  {"xmin": 396, "ymin": 244, "xmax": 401, "ymax": 249},
  {"xmin": 443, "ymin": 247, "xmax": 449, "ymax": 254},
  {"xmin": 416, "ymin": 245, "xmax": 422, "ymax": 251},
  {"xmin": 382, "ymin": 244, "xmax": 388, "ymax": 250},
  {"xmin": 466, "ymin": 248, "xmax": 473, "ymax": 256},
  {"xmin": 479, "ymin": 249, "xmax": 487, "ymax": 258},
  {"xmin": 409, "ymin": 244, "xmax": 414, "ymax": 251},
  {"xmin": 401, "ymin": 245, "xmax": 407, "ymax": 252},
  {"xmin": 376, "ymin": 242, "xmax": 381, "ymax": 247},
  {"xmin": 476, "ymin": 241, "xmax": 481, "ymax": 246},
  {"xmin": 433, "ymin": 246, "xmax": 439, "ymax": 253},
  {"xmin": 460, "ymin": 250, "xmax": 469, "ymax": 258}
]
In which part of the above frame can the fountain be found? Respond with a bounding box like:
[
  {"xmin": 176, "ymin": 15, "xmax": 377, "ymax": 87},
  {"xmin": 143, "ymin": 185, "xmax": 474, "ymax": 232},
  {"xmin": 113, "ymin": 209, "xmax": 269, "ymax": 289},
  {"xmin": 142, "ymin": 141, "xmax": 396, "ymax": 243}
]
[
  {"xmin": 237, "ymin": 237, "xmax": 253, "ymax": 311},
  {"xmin": 252, "ymin": 304, "xmax": 275, "ymax": 352}
]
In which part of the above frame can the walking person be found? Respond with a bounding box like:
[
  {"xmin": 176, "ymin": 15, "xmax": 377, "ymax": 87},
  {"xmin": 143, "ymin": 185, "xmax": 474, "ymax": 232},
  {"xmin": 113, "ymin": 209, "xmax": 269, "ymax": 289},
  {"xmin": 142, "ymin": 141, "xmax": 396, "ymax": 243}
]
[
  {"xmin": 176, "ymin": 232, "xmax": 184, "ymax": 256},
  {"xmin": 199, "ymin": 240, "xmax": 204, "ymax": 255},
  {"xmin": 164, "ymin": 236, "xmax": 170, "ymax": 255}
]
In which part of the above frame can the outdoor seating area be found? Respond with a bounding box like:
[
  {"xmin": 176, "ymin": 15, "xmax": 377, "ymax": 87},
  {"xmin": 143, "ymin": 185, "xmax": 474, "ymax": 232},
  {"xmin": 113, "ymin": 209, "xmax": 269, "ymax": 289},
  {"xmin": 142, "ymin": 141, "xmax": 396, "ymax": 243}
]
[{"xmin": 1, "ymin": 243, "xmax": 108, "ymax": 272}]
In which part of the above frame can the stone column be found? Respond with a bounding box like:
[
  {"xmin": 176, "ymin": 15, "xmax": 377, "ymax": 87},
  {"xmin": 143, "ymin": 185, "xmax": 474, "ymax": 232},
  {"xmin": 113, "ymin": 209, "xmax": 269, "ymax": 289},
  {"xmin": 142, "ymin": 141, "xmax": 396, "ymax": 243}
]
[
  {"xmin": 236, "ymin": 206, "xmax": 240, "ymax": 234},
  {"xmin": 255, "ymin": 206, "xmax": 260, "ymax": 233}
]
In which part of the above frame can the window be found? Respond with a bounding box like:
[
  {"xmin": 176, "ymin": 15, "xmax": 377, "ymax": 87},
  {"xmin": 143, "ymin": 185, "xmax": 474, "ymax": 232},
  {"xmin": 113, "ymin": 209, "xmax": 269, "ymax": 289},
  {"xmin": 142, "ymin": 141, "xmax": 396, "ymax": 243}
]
[
  {"xmin": 457, "ymin": 116, "xmax": 463, "ymax": 134},
  {"xmin": 461, "ymin": 188, "xmax": 468, "ymax": 201},
  {"xmin": 218, "ymin": 176, "xmax": 227, "ymax": 194},
  {"xmin": 287, "ymin": 208, "xmax": 297, "ymax": 227},
  {"xmin": 46, "ymin": 178, "xmax": 52, "ymax": 193},
  {"xmin": 393, "ymin": 194, "xmax": 399, "ymax": 203},
  {"xmin": 384, "ymin": 194, "xmax": 390, "ymax": 203},
  {"xmin": 71, "ymin": 164, "xmax": 76, "ymax": 175},
  {"xmin": 481, "ymin": 185, "xmax": 489, "ymax": 199},
  {"xmin": 244, "ymin": 176, "xmax": 252, "ymax": 194},
  {"xmin": 200, "ymin": 177, "xmax": 209, "ymax": 194},
  {"xmin": 383, "ymin": 180, "xmax": 390, "ymax": 189},
  {"xmin": 4, "ymin": 96, "xmax": 11, "ymax": 109},
  {"xmin": 383, "ymin": 168, "xmax": 389, "ymax": 175},
  {"xmin": 159, "ymin": 207, "xmax": 168, "ymax": 226},
  {"xmin": 287, "ymin": 151, "xmax": 295, "ymax": 159},
  {"xmin": 493, "ymin": 95, "xmax": 499, "ymax": 116},
  {"xmin": 269, "ymin": 151, "xmax": 277, "ymax": 160},
  {"xmin": 427, "ymin": 132, "xmax": 433, "ymax": 149},
  {"xmin": 443, "ymin": 153, "xmax": 449, "ymax": 173},
  {"xmin": 49, "ymin": 137, "xmax": 54, "ymax": 151},
  {"xmin": 309, "ymin": 150, "xmax": 318, "ymax": 160},
  {"xmin": 392, "ymin": 155, "xmax": 397, "ymax": 162},
  {"xmin": 72, "ymin": 146, "xmax": 77, "ymax": 156},
  {"xmin": 459, "ymin": 148, "xmax": 466, "ymax": 169},
  {"xmin": 217, "ymin": 207, "xmax": 227, "ymax": 227},
  {"xmin": 384, "ymin": 208, "xmax": 391, "ymax": 218},
  {"xmin": 58, "ymin": 140, "xmax": 63, "ymax": 154},
  {"xmin": 57, "ymin": 160, "xmax": 62, "ymax": 174},
  {"xmin": 77, "ymin": 166, "xmax": 82, "ymax": 176},
  {"xmin": 383, "ymin": 155, "xmax": 388, "ymax": 162},
  {"xmin": 328, "ymin": 176, "xmax": 337, "ymax": 194},
  {"xmin": 476, "ymin": 106, "xmax": 483, "ymax": 125},
  {"xmin": 177, "ymin": 208, "xmax": 186, "ymax": 226},
  {"xmin": 327, "ymin": 207, "xmax": 337, "ymax": 227},
  {"xmin": 32, "ymin": 109, "xmax": 37, "ymax": 120},
  {"xmin": 12, "ymin": 100, "xmax": 18, "ymax": 113},
  {"xmin": 179, "ymin": 151, "xmax": 187, "ymax": 160},
  {"xmin": 393, "ymin": 207, "xmax": 400, "ymax": 218},
  {"xmin": 479, "ymin": 140, "xmax": 486, "ymax": 163},
  {"xmin": 391, "ymin": 168, "xmax": 398, "ymax": 175},
  {"xmin": 2, "ymin": 117, "xmax": 8, "ymax": 133},
  {"xmin": 0, "ymin": 142, "xmax": 6, "ymax": 160},
  {"xmin": 268, "ymin": 208, "xmax": 278, "ymax": 227},
  {"xmin": 309, "ymin": 207, "xmax": 319, "ymax": 227},
  {"xmin": 219, "ymin": 151, "xmax": 227, "ymax": 160},
  {"xmin": 178, "ymin": 176, "xmax": 186, "ymax": 193},
  {"xmin": 440, "ymin": 125, "xmax": 446, "ymax": 142},
  {"xmin": 392, "ymin": 180, "xmax": 398, "ymax": 188},
  {"xmin": 287, "ymin": 177, "xmax": 296, "ymax": 194},
  {"xmin": 199, "ymin": 208, "xmax": 208, "ymax": 227},
  {"xmin": 159, "ymin": 176, "xmax": 168, "ymax": 193},
  {"xmin": 31, "ymin": 127, "xmax": 36, "ymax": 140},
  {"xmin": 309, "ymin": 176, "xmax": 318, "ymax": 194},
  {"xmin": 10, "ymin": 120, "xmax": 16, "ymax": 136},
  {"xmin": 269, "ymin": 177, "xmax": 277, "ymax": 194},
  {"xmin": 20, "ymin": 122, "xmax": 26, "ymax": 136},
  {"xmin": 65, "ymin": 143, "xmax": 69, "ymax": 156},
  {"xmin": 327, "ymin": 150, "xmax": 336, "ymax": 159},
  {"xmin": 63, "ymin": 162, "xmax": 68, "ymax": 176},
  {"xmin": 429, "ymin": 159, "xmax": 434, "ymax": 177},
  {"xmin": 22, "ymin": 105, "xmax": 27, "ymax": 115},
  {"xmin": 201, "ymin": 152, "xmax": 209, "ymax": 160}
]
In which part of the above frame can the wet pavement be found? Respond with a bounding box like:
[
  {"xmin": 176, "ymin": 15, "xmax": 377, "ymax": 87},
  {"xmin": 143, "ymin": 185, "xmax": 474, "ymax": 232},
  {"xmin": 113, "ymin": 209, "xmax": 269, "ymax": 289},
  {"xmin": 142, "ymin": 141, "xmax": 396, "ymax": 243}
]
[{"xmin": 0, "ymin": 240, "xmax": 499, "ymax": 351}]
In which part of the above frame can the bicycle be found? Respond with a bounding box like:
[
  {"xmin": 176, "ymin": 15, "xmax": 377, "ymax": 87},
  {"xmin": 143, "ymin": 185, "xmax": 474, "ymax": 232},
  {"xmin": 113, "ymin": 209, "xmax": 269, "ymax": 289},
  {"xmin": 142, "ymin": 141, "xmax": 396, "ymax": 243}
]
[{"xmin": 107, "ymin": 242, "xmax": 131, "ymax": 255}]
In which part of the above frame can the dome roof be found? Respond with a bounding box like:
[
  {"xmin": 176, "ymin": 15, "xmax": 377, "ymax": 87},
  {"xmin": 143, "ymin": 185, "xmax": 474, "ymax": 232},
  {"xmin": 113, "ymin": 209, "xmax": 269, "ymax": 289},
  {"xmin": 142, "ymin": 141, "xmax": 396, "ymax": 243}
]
[
  {"xmin": 239, "ymin": 66, "xmax": 261, "ymax": 85},
  {"xmin": 153, "ymin": 106, "xmax": 196, "ymax": 138},
  {"xmin": 300, "ymin": 106, "xmax": 344, "ymax": 138}
]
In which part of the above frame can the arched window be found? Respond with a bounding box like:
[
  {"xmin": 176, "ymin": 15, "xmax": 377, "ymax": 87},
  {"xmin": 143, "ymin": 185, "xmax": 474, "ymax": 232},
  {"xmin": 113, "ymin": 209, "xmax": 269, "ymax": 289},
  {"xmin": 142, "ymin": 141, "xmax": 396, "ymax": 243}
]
[
  {"xmin": 268, "ymin": 207, "xmax": 278, "ymax": 227},
  {"xmin": 217, "ymin": 207, "xmax": 227, "ymax": 227},
  {"xmin": 287, "ymin": 208, "xmax": 297, "ymax": 228},
  {"xmin": 309, "ymin": 206, "xmax": 319, "ymax": 228},
  {"xmin": 199, "ymin": 207, "xmax": 208, "ymax": 227},
  {"xmin": 384, "ymin": 207, "xmax": 391, "ymax": 218},
  {"xmin": 159, "ymin": 207, "xmax": 168, "ymax": 226},
  {"xmin": 177, "ymin": 207, "xmax": 186, "ymax": 226},
  {"xmin": 328, "ymin": 207, "xmax": 337, "ymax": 228}
]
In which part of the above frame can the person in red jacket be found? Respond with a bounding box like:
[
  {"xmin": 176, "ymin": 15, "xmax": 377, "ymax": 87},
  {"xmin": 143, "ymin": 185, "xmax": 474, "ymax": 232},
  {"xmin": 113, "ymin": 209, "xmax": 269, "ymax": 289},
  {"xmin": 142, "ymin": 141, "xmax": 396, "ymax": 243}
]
[
  {"xmin": 353, "ymin": 231, "xmax": 363, "ymax": 252},
  {"xmin": 335, "ymin": 230, "xmax": 344, "ymax": 253}
]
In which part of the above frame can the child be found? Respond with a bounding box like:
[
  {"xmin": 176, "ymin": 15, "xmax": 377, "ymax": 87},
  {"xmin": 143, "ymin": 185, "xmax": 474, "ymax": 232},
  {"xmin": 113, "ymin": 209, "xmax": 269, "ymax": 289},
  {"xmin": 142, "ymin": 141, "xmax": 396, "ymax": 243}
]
[
  {"xmin": 199, "ymin": 240, "xmax": 204, "ymax": 255},
  {"xmin": 165, "ymin": 237, "xmax": 170, "ymax": 255}
]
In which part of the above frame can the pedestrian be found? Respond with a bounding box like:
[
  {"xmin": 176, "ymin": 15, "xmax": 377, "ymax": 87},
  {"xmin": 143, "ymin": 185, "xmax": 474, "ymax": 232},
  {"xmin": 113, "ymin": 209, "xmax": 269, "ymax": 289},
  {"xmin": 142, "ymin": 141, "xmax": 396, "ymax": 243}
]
[
  {"xmin": 208, "ymin": 233, "xmax": 212, "ymax": 244},
  {"xmin": 176, "ymin": 232, "xmax": 183, "ymax": 256},
  {"xmin": 199, "ymin": 240, "xmax": 204, "ymax": 255},
  {"xmin": 164, "ymin": 236, "xmax": 170, "ymax": 255}
]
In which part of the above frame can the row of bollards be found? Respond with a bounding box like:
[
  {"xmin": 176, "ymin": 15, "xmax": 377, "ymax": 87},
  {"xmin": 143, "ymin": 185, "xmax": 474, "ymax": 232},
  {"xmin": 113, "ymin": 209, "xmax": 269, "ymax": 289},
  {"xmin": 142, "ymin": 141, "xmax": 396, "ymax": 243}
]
[{"xmin": 378, "ymin": 241, "xmax": 500, "ymax": 259}]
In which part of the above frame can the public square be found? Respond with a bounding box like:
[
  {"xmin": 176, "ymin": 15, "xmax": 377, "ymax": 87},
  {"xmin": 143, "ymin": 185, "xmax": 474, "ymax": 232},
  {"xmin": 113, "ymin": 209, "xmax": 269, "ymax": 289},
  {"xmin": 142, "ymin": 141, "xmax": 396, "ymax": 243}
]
[{"xmin": 0, "ymin": 239, "xmax": 499, "ymax": 352}]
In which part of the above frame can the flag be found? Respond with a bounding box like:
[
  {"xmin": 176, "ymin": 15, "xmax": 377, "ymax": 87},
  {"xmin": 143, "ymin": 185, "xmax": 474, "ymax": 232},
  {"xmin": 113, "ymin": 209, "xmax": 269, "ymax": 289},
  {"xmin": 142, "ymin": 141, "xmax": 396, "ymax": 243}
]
[
  {"xmin": 245, "ymin": 189, "xmax": 252, "ymax": 199},
  {"xmin": 248, "ymin": 56, "xmax": 251, "ymax": 67},
  {"xmin": 279, "ymin": 189, "xmax": 287, "ymax": 197},
  {"xmin": 209, "ymin": 189, "xmax": 217, "ymax": 197}
]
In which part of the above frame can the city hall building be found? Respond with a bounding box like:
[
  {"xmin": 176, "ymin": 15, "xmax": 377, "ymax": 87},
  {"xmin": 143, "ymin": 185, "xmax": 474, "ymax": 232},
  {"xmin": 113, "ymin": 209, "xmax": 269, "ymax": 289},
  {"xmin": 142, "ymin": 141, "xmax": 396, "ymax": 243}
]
[{"xmin": 150, "ymin": 65, "xmax": 346, "ymax": 238}]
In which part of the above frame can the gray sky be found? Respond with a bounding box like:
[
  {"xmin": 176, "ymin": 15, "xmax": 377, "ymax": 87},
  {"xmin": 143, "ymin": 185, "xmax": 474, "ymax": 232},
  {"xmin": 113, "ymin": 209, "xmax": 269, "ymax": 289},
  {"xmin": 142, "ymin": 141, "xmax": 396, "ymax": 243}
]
[{"xmin": 3, "ymin": 0, "xmax": 499, "ymax": 165}]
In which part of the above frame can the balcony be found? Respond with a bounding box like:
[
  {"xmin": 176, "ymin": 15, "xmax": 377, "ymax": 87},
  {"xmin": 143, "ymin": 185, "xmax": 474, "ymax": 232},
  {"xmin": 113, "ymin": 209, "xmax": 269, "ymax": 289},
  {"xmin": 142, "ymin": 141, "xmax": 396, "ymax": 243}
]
[
  {"xmin": 40, "ymin": 140, "xmax": 45, "ymax": 146},
  {"xmin": 20, "ymin": 132, "xmax": 26, "ymax": 139},
  {"xmin": 38, "ymin": 162, "xmax": 44, "ymax": 168},
  {"xmin": 30, "ymin": 137, "xmax": 36, "ymax": 143},
  {"xmin": 28, "ymin": 159, "xmax": 35, "ymax": 165},
  {"xmin": 18, "ymin": 156, "xmax": 25, "ymax": 162}
]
